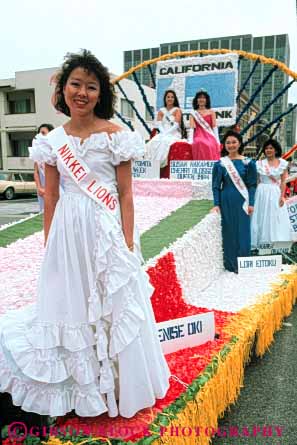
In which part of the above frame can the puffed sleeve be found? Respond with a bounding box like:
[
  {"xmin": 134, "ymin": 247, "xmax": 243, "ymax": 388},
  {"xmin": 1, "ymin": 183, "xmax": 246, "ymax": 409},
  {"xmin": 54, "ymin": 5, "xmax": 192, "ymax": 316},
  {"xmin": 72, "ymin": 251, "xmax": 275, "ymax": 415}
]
[
  {"xmin": 246, "ymin": 159, "xmax": 257, "ymax": 206},
  {"xmin": 109, "ymin": 130, "xmax": 145, "ymax": 166},
  {"xmin": 28, "ymin": 134, "xmax": 57, "ymax": 166},
  {"xmin": 212, "ymin": 161, "xmax": 223, "ymax": 206},
  {"xmin": 279, "ymin": 158, "xmax": 288, "ymax": 174}
]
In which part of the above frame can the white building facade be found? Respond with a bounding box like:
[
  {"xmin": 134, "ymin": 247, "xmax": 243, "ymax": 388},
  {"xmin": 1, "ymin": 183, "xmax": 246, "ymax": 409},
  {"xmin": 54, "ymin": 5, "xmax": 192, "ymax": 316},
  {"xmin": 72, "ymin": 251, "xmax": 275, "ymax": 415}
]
[{"xmin": 0, "ymin": 67, "xmax": 156, "ymax": 171}]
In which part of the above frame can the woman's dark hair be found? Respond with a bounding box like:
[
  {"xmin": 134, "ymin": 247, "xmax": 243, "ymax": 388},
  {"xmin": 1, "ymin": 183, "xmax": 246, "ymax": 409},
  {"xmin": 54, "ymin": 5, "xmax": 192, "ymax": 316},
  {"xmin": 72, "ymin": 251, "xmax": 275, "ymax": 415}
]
[
  {"xmin": 37, "ymin": 123, "xmax": 54, "ymax": 133},
  {"xmin": 192, "ymin": 91, "xmax": 211, "ymax": 110},
  {"xmin": 53, "ymin": 49, "xmax": 116, "ymax": 119},
  {"xmin": 263, "ymin": 138, "xmax": 282, "ymax": 158},
  {"xmin": 163, "ymin": 90, "xmax": 180, "ymax": 108},
  {"xmin": 221, "ymin": 129, "xmax": 244, "ymax": 156}
]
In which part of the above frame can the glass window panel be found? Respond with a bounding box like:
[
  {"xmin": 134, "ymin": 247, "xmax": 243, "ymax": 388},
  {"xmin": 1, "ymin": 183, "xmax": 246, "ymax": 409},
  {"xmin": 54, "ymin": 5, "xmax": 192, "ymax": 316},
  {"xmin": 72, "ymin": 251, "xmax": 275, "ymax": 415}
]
[
  {"xmin": 210, "ymin": 40, "xmax": 219, "ymax": 49},
  {"xmin": 121, "ymin": 99, "xmax": 134, "ymax": 119},
  {"xmin": 199, "ymin": 41, "xmax": 208, "ymax": 50}
]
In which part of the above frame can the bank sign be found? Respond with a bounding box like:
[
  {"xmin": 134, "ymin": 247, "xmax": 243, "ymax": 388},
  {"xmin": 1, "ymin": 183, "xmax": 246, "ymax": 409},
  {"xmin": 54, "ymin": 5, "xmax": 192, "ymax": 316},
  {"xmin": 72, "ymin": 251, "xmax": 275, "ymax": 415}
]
[{"xmin": 156, "ymin": 53, "xmax": 238, "ymax": 126}]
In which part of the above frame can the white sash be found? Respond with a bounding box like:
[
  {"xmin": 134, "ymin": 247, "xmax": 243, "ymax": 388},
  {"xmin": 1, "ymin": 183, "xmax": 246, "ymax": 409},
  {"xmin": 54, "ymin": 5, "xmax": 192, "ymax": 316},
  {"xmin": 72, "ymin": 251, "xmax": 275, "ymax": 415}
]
[
  {"xmin": 191, "ymin": 110, "xmax": 217, "ymax": 141},
  {"xmin": 261, "ymin": 159, "xmax": 280, "ymax": 186},
  {"xmin": 47, "ymin": 127, "xmax": 119, "ymax": 217},
  {"xmin": 221, "ymin": 156, "xmax": 249, "ymax": 214}
]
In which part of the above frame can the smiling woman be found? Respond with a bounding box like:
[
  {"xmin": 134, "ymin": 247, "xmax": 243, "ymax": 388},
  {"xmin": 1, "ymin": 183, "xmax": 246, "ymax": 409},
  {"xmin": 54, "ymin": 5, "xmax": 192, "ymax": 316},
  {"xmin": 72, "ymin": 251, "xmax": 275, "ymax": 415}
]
[
  {"xmin": 0, "ymin": 49, "xmax": 170, "ymax": 419},
  {"xmin": 212, "ymin": 130, "xmax": 257, "ymax": 273}
]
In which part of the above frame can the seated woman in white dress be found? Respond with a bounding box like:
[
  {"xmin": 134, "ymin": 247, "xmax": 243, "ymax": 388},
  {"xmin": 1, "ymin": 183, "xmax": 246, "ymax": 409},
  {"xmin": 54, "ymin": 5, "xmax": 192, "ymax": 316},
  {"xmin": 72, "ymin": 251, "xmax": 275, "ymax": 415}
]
[
  {"xmin": 146, "ymin": 90, "xmax": 183, "ymax": 167},
  {"xmin": 251, "ymin": 139, "xmax": 292, "ymax": 247},
  {"xmin": 0, "ymin": 50, "xmax": 170, "ymax": 418}
]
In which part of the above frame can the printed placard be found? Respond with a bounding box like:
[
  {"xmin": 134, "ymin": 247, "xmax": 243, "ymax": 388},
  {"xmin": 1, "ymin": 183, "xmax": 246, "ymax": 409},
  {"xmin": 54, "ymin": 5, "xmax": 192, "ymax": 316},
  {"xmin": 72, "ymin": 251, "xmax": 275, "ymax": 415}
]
[
  {"xmin": 132, "ymin": 160, "xmax": 160, "ymax": 179},
  {"xmin": 157, "ymin": 312, "xmax": 215, "ymax": 355},
  {"xmin": 170, "ymin": 160, "xmax": 215, "ymax": 180},
  {"xmin": 286, "ymin": 195, "xmax": 297, "ymax": 233},
  {"xmin": 258, "ymin": 242, "xmax": 293, "ymax": 255},
  {"xmin": 156, "ymin": 53, "xmax": 239, "ymax": 126},
  {"xmin": 238, "ymin": 255, "xmax": 282, "ymax": 274}
]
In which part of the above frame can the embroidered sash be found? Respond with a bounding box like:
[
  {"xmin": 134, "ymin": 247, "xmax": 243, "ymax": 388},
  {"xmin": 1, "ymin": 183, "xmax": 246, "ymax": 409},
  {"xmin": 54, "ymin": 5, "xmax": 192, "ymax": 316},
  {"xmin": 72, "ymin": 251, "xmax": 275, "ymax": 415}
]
[
  {"xmin": 47, "ymin": 127, "xmax": 119, "ymax": 217},
  {"xmin": 221, "ymin": 156, "xmax": 249, "ymax": 214}
]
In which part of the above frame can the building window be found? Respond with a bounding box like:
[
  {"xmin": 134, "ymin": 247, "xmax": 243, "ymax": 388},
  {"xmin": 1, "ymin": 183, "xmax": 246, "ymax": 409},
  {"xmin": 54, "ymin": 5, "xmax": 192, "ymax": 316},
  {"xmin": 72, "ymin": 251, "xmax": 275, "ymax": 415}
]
[
  {"xmin": 199, "ymin": 41, "xmax": 209, "ymax": 50},
  {"xmin": 121, "ymin": 99, "xmax": 134, "ymax": 119},
  {"xmin": 124, "ymin": 51, "xmax": 132, "ymax": 63},
  {"xmin": 145, "ymin": 106, "xmax": 155, "ymax": 121},
  {"xmin": 180, "ymin": 43, "xmax": 189, "ymax": 51},
  {"xmin": 152, "ymin": 48, "xmax": 160, "ymax": 58},
  {"xmin": 221, "ymin": 39, "xmax": 230, "ymax": 49},
  {"xmin": 170, "ymin": 44, "xmax": 179, "ymax": 53},
  {"xmin": 231, "ymin": 38, "xmax": 241, "ymax": 50},
  {"xmin": 210, "ymin": 40, "xmax": 219, "ymax": 49},
  {"xmin": 9, "ymin": 99, "xmax": 31, "ymax": 114},
  {"xmin": 190, "ymin": 41, "xmax": 198, "ymax": 50},
  {"xmin": 11, "ymin": 139, "xmax": 31, "ymax": 157},
  {"xmin": 142, "ymin": 49, "xmax": 150, "ymax": 59},
  {"xmin": 276, "ymin": 35, "xmax": 286, "ymax": 47},
  {"xmin": 242, "ymin": 38, "xmax": 251, "ymax": 51},
  {"xmin": 253, "ymin": 37, "xmax": 263, "ymax": 51},
  {"xmin": 265, "ymin": 36, "xmax": 275, "ymax": 49},
  {"xmin": 161, "ymin": 45, "xmax": 169, "ymax": 55}
]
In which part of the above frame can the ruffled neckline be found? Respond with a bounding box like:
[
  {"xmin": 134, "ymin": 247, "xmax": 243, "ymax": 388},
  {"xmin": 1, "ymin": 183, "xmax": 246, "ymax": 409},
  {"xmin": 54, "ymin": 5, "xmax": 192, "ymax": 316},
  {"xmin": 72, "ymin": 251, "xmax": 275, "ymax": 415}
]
[{"xmin": 257, "ymin": 158, "xmax": 287, "ymax": 175}]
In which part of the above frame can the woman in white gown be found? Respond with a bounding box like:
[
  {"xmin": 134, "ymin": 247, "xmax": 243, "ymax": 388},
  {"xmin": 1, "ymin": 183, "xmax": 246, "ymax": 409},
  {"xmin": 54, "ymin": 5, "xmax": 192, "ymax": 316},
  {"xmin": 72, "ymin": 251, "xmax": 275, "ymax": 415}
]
[
  {"xmin": 0, "ymin": 50, "xmax": 170, "ymax": 418},
  {"xmin": 145, "ymin": 90, "xmax": 183, "ymax": 167},
  {"xmin": 251, "ymin": 139, "xmax": 292, "ymax": 247}
]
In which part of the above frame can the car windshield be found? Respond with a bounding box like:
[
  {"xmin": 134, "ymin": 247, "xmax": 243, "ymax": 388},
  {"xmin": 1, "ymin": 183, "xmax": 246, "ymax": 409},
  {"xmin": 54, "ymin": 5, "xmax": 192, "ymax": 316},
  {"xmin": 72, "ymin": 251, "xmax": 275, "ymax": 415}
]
[{"xmin": 0, "ymin": 173, "xmax": 10, "ymax": 180}]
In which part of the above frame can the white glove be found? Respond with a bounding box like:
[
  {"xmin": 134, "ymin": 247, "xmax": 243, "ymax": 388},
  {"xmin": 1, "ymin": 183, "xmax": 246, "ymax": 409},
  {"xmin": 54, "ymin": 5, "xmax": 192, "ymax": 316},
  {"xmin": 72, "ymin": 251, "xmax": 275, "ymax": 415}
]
[
  {"xmin": 187, "ymin": 128, "xmax": 194, "ymax": 144},
  {"xmin": 155, "ymin": 121, "xmax": 165, "ymax": 133},
  {"xmin": 164, "ymin": 121, "xmax": 179, "ymax": 136}
]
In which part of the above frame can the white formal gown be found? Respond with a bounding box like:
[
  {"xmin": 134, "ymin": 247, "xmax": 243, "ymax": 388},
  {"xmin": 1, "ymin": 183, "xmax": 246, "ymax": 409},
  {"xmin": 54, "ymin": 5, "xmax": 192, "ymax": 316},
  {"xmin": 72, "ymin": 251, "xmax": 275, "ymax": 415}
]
[
  {"xmin": 145, "ymin": 107, "xmax": 182, "ymax": 167},
  {"xmin": 251, "ymin": 158, "xmax": 292, "ymax": 247},
  {"xmin": 0, "ymin": 127, "xmax": 170, "ymax": 418}
]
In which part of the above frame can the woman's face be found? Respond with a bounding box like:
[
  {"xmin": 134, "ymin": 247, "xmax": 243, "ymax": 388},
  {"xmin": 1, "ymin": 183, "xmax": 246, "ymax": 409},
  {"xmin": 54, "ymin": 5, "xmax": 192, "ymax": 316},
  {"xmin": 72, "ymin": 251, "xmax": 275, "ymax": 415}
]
[
  {"xmin": 225, "ymin": 136, "xmax": 241, "ymax": 156},
  {"xmin": 165, "ymin": 92, "xmax": 175, "ymax": 107},
  {"xmin": 197, "ymin": 94, "xmax": 207, "ymax": 108},
  {"xmin": 39, "ymin": 126, "xmax": 50, "ymax": 136},
  {"xmin": 264, "ymin": 144, "xmax": 276, "ymax": 158},
  {"xmin": 63, "ymin": 67, "xmax": 100, "ymax": 117}
]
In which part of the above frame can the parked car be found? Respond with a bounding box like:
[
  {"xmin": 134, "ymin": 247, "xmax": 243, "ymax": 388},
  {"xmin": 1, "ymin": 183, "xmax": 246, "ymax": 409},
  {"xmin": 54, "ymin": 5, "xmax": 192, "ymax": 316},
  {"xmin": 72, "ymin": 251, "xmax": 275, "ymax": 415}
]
[{"xmin": 0, "ymin": 171, "xmax": 37, "ymax": 200}]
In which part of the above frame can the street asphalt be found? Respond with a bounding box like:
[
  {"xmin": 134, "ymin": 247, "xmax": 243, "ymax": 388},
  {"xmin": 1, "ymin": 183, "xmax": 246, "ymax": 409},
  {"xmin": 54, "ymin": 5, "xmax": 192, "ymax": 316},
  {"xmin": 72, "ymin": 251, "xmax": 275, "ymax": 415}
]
[{"xmin": 0, "ymin": 196, "xmax": 40, "ymax": 226}]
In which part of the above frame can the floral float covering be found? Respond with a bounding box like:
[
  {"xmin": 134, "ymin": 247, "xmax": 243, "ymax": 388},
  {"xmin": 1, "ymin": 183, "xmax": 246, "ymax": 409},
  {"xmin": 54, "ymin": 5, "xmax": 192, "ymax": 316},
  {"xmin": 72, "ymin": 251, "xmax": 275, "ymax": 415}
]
[{"xmin": 1, "ymin": 180, "xmax": 297, "ymax": 445}]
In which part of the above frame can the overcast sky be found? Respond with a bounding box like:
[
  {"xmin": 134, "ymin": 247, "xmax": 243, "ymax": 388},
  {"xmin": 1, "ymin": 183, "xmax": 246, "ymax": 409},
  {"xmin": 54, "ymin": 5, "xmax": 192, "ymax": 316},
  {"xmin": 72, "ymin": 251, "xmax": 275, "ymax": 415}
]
[{"xmin": 1, "ymin": 0, "xmax": 296, "ymax": 101}]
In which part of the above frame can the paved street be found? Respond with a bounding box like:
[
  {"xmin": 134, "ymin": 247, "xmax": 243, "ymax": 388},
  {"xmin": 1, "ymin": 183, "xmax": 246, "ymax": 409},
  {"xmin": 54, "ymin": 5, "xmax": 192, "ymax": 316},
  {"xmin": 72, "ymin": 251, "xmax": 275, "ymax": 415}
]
[{"xmin": 0, "ymin": 196, "xmax": 40, "ymax": 226}]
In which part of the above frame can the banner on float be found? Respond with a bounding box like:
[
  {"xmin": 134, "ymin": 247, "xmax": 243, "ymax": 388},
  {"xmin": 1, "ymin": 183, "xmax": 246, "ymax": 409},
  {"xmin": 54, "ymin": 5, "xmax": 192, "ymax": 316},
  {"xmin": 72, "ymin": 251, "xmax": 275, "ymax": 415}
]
[
  {"xmin": 157, "ymin": 312, "xmax": 215, "ymax": 355},
  {"xmin": 170, "ymin": 160, "xmax": 215, "ymax": 180},
  {"xmin": 156, "ymin": 53, "xmax": 238, "ymax": 126},
  {"xmin": 286, "ymin": 195, "xmax": 297, "ymax": 233},
  {"xmin": 132, "ymin": 160, "xmax": 160, "ymax": 179},
  {"xmin": 238, "ymin": 255, "xmax": 282, "ymax": 274}
]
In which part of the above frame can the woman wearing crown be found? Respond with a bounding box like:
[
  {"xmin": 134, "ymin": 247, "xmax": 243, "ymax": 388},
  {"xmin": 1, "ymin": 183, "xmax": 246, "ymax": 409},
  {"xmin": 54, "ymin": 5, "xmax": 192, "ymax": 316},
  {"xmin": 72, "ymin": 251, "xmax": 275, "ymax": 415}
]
[{"xmin": 188, "ymin": 90, "xmax": 221, "ymax": 160}]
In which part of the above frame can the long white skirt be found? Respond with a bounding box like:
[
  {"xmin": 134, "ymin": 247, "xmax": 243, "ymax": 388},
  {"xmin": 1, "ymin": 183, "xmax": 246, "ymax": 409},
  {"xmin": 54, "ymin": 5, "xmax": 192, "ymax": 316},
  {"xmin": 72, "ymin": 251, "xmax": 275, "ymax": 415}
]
[
  {"xmin": 251, "ymin": 183, "xmax": 292, "ymax": 247},
  {"xmin": 0, "ymin": 191, "xmax": 170, "ymax": 418}
]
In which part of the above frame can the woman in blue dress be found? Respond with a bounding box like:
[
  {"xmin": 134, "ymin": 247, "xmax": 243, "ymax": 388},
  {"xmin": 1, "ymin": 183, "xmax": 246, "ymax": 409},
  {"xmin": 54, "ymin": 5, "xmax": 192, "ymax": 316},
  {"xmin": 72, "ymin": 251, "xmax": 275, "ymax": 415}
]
[{"xmin": 212, "ymin": 130, "xmax": 257, "ymax": 273}]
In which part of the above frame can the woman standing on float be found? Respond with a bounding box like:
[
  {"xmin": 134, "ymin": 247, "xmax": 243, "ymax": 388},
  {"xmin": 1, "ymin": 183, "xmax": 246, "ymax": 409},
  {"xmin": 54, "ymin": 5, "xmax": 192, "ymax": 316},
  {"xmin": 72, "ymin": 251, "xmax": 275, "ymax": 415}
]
[
  {"xmin": 146, "ymin": 89, "xmax": 183, "ymax": 167},
  {"xmin": 212, "ymin": 130, "xmax": 257, "ymax": 273},
  {"xmin": 0, "ymin": 50, "xmax": 170, "ymax": 418},
  {"xmin": 251, "ymin": 139, "xmax": 292, "ymax": 247},
  {"xmin": 189, "ymin": 90, "xmax": 220, "ymax": 160}
]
